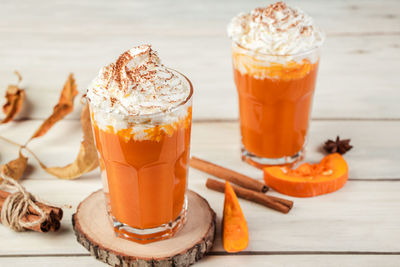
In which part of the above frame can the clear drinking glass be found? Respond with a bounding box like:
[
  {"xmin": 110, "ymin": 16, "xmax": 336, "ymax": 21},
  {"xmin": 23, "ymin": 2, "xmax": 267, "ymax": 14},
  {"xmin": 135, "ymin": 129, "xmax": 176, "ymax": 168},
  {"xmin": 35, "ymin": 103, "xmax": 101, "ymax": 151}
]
[
  {"xmin": 232, "ymin": 42, "xmax": 321, "ymax": 167},
  {"xmin": 88, "ymin": 70, "xmax": 193, "ymax": 244}
]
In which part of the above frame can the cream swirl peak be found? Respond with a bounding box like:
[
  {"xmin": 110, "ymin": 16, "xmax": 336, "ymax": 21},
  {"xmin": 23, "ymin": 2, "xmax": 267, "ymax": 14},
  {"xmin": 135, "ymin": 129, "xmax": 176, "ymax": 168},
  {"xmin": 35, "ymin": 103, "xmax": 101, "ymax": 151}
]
[
  {"xmin": 87, "ymin": 45, "xmax": 190, "ymax": 117},
  {"xmin": 228, "ymin": 2, "xmax": 324, "ymax": 55}
]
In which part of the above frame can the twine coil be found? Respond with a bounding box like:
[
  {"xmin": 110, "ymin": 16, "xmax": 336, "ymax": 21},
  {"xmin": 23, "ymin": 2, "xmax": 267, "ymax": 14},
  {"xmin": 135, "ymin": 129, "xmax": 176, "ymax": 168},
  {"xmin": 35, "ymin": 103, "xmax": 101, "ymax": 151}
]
[{"xmin": 0, "ymin": 173, "xmax": 47, "ymax": 231}]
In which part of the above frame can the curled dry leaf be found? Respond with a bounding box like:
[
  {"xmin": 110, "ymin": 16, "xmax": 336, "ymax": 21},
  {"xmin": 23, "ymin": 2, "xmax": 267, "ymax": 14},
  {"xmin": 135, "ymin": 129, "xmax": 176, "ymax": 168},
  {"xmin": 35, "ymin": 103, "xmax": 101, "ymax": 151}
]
[
  {"xmin": 29, "ymin": 73, "xmax": 78, "ymax": 140},
  {"xmin": 0, "ymin": 151, "xmax": 28, "ymax": 181},
  {"xmin": 38, "ymin": 104, "xmax": 99, "ymax": 179},
  {"xmin": 14, "ymin": 71, "xmax": 23, "ymax": 83},
  {"xmin": 2, "ymin": 84, "xmax": 26, "ymax": 124}
]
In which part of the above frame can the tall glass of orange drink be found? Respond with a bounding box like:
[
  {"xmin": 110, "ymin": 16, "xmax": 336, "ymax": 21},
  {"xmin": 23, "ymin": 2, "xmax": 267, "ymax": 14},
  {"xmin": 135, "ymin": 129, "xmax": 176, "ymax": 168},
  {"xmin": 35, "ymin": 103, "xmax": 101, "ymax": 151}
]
[
  {"xmin": 228, "ymin": 2, "xmax": 324, "ymax": 167},
  {"xmin": 86, "ymin": 45, "xmax": 193, "ymax": 243}
]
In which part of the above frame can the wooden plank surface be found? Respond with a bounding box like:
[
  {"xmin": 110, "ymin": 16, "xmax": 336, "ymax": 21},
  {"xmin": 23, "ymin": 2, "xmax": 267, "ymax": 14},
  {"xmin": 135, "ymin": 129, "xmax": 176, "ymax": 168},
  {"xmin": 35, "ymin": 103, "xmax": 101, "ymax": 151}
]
[
  {"xmin": 1, "ymin": 255, "xmax": 400, "ymax": 267},
  {"xmin": 0, "ymin": 0, "xmax": 399, "ymax": 120},
  {"xmin": 0, "ymin": 170, "xmax": 398, "ymax": 255},
  {"xmin": 0, "ymin": 0, "xmax": 399, "ymax": 266},
  {"xmin": 0, "ymin": 121, "xmax": 399, "ymax": 257},
  {"xmin": 1, "ymin": 120, "xmax": 399, "ymax": 180}
]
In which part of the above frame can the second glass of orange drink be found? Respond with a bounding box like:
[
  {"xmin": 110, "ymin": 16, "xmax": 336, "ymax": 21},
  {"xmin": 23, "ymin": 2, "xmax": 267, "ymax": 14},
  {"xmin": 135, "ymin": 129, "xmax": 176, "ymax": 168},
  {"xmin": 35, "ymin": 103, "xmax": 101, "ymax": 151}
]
[
  {"xmin": 86, "ymin": 45, "xmax": 193, "ymax": 243},
  {"xmin": 228, "ymin": 2, "xmax": 324, "ymax": 167}
]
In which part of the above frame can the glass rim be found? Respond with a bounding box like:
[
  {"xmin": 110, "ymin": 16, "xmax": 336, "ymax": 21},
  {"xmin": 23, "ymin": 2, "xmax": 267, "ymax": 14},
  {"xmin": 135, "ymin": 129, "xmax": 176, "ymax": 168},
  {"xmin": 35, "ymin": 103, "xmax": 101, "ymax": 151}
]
[
  {"xmin": 232, "ymin": 40, "xmax": 322, "ymax": 58},
  {"xmin": 88, "ymin": 68, "xmax": 193, "ymax": 119}
]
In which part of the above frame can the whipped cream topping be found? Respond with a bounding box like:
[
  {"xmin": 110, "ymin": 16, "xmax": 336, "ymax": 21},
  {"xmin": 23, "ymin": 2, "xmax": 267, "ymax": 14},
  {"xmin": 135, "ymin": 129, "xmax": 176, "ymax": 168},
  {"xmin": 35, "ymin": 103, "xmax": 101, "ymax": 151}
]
[
  {"xmin": 87, "ymin": 45, "xmax": 190, "ymax": 117},
  {"xmin": 86, "ymin": 45, "xmax": 192, "ymax": 140},
  {"xmin": 228, "ymin": 2, "xmax": 324, "ymax": 55}
]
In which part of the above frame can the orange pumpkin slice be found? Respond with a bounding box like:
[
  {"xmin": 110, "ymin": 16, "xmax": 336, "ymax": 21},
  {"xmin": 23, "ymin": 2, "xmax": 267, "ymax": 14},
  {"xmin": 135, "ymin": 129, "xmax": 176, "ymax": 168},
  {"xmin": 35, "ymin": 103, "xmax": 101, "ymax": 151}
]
[
  {"xmin": 263, "ymin": 153, "xmax": 348, "ymax": 197},
  {"xmin": 223, "ymin": 181, "xmax": 249, "ymax": 253}
]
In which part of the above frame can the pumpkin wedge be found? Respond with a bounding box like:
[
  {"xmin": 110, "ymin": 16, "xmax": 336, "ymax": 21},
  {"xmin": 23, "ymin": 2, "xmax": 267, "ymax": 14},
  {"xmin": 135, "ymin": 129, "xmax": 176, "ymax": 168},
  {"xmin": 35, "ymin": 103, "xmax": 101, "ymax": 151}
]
[
  {"xmin": 263, "ymin": 153, "xmax": 348, "ymax": 197},
  {"xmin": 223, "ymin": 181, "xmax": 249, "ymax": 252}
]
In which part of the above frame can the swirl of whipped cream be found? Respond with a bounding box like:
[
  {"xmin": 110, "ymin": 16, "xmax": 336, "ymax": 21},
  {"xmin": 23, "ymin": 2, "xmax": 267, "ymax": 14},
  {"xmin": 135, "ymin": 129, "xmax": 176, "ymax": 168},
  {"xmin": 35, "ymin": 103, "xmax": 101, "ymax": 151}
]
[
  {"xmin": 227, "ymin": 2, "xmax": 324, "ymax": 55},
  {"xmin": 86, "ymin": 45, "xmax": 190, "ymax": 117}
]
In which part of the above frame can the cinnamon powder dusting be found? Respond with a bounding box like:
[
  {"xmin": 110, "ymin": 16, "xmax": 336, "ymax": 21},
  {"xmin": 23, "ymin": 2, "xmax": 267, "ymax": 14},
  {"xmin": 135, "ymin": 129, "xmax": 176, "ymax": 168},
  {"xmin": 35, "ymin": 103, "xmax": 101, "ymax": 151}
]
[
  {"xmin": 227, "ymin": 1, "xmax": 324, "ymax": 55},
  {"xmin": 86, "ymin": 45, "xmax": 190, "ymax": 116}
]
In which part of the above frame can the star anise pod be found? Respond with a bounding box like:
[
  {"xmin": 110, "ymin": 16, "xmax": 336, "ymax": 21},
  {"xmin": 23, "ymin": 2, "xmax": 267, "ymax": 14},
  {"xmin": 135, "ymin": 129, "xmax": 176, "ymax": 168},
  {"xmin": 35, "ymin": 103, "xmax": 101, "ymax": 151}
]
[{"xmin": 323, "ymin": 136, "xmax": 353, "ymax": 155}]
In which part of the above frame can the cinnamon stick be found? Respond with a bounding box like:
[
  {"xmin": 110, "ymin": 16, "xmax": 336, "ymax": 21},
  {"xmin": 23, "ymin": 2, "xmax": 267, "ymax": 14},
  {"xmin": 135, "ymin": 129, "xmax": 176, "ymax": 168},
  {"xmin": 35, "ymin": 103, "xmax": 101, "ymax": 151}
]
[
  {"xmin": 266, "ymin": 195, "xmax": 294, "ymax": 209},
  {"xmin": 0, "ymin": 190, "xmax": 63, "ymax": 220},
  {"xmin": 190, "ymin": 157, "xmax": 268, "ymax": 193},
  {"xmin": 206, "ymin": 178, "xmax": 293, "ymax": 214},
  {"xmin": 21, "ymin": 214, "xmax": 51, "ymax": 233},
  {"xmin": 49, "ymin": 213, "xmax": 61, "ymax": 232},
  {"xmin": 0, "ymin": 198, "xmax": 51, "ymax": 232},
  {"xmin": 0, "ymin": 189, "xmax": 62, "ymax": 232}
]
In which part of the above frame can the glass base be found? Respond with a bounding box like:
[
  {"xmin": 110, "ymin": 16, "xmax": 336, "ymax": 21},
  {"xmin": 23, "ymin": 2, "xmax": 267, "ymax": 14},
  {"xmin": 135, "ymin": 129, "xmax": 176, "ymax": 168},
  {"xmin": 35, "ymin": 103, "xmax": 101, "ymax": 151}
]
[
  {"xmin": 112, "ymin": 199, "xmax": 188, "ymax": 244},
  {"xmin": 241, "ymin": 146, "xmax": 304, "ymax": 168}
]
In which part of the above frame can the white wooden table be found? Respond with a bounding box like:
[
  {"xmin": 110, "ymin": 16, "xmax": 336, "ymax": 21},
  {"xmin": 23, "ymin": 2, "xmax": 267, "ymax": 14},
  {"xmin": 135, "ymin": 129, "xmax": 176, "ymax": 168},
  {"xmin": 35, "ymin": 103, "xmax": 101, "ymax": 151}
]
[{"xmin": 1, "ymin": 0, "xmax": 399, "ymax": 266}]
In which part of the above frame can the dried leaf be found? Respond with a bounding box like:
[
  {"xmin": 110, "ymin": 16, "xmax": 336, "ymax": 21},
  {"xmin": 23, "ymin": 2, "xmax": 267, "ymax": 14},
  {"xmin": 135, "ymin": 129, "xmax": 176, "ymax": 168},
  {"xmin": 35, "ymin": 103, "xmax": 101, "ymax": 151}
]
[
  {"xmin": 38, "ymin": 104, "xmax": 99, "ymax": 179},
  {"xmin": 1, "ymin": 84, "xmax": 26, "ymax": 124},
  {"xmin": 0, "ymin": 152, "xmax": 28, "ymax": 181},
  {"xmin": 14, "ymin": 71, "xmax": 22, "ymax": 83},
  {"xmin": 30, "ymin": 74, "xmax": 78, "ymax": 140}
]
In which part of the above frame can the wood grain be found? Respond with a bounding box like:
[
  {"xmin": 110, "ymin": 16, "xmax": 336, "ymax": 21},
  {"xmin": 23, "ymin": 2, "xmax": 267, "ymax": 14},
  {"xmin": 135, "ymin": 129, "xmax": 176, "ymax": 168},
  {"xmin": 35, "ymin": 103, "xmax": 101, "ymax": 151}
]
[
  {"xmin": 1, "ymin": 255, "xmax": 400, "ymax": 267},
  {"xmin": 0, "ymin": 0, "xmax": 398, "ymax": 265},
  {"xmin": 73, "ymin": 190, "xmax": 215, "ymax": 266},
  {"xmin": 1, "ymin": 120, "xmax": 398, "ymax": 256},
  {"xmin": 0, "ymin": 120, "xmax": 399, "ymax": 180},
  {"xmin": 0, "ymin": 178, "xmax": 399, "ymax": 255},
  {"xmin": 0, "ymin": 0, "xmax": 399, "ymax": 120}
]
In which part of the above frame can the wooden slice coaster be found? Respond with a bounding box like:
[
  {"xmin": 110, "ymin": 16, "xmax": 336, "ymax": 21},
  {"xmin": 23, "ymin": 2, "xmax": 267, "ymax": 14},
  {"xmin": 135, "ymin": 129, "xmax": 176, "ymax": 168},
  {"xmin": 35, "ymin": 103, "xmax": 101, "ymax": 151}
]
[{"xmin": 72, "ymin": 190, "xmax": 216, "ymax": 267}]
